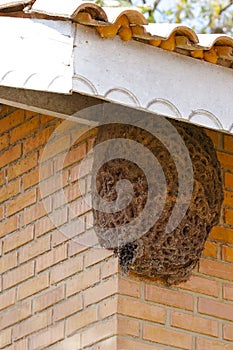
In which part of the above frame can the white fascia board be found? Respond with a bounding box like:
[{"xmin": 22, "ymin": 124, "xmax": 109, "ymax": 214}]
[
  {"xmin": 73, "ymin": 24, "xmax": 233, "ymax": 134},
  {"xmin": 0, "ymin": 17, "xmax": 74, "ymax": 94}
]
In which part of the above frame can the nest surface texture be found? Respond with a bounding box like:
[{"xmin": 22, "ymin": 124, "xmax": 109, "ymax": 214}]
[{"xmin": 92, "ymin": 119, "xmax": 223, "ymax": 284}]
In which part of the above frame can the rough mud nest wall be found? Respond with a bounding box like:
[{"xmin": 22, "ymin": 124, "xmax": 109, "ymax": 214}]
[{"xmin": 92, "ymin": 119, "xmax": 223, "ymax": 285}]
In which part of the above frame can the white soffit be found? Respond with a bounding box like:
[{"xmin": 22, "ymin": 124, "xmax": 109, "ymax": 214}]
[
  {"xmin": 73, "ymin": 24, "xmax": 233, "ymax": 134},
  {"xmin": 0, "ymin": 17, "xmax": 74, "ymax": 93},
  {"xmin": 0, "ymin": 17, "xmax": 232, "ymax": 134}
]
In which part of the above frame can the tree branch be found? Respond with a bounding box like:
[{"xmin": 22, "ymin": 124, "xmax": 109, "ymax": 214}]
[
  {"xmin": 152, "ymin": 0, "xmax": 162, "ymax": 12},
  {"xmin": 219, "ymin": 0, "xmax": 233, "ymax": 15}
]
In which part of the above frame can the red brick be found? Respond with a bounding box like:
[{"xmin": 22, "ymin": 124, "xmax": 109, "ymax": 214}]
[
  {"xmin": 84, "ymin": 277, "xmax": 118, "ymax": 307},
  {"xmin": 36, "ymin": 244, "xmax": 67, "ymax": 273},
  {"xmin": 205, "ymin": 129, "xmax": 219, "ymax": 147},
  {"xmin": 54, "ymin": 294, "xmax": 83, "ymax": 322},
  {"xmin": 222, "ymin": 245, "xmax": 233, "ymax": 263},
  {"xmin": 0, "ymin": 144, "xmax": 21, "ymax": 169},
  {"xmin": 54, "ymin": 143, "xmax": 86, "ymax": 171},
  {"xmin": 118, "ymin": 316, "xmax": 140, "ymax": 337},
  {"xmin": 8, "ymin": 153, "xmax": 38, "ymax": 181},
  {"xmin": 40, "ymin": 115, "xmax": 55, "ymax": 125},
  {"xmin": 51, "ymin": 218, "xmax": 85, "ymax": 247},
  {"xmin": 118, "ymin": 276, "xmax": 141, "ymax": 298},
  {"xmin": 0, "ymin": 205, "xmax": 4, "ymax": 220},
  {"xmin": 51, "ymin": 255, "xmax": 83, "ymax": 284},
  {"xmin": 3, "ymin": 225, "xmax": 34, "ymax": 253},
  {"xmin": 24, "ymin": 126, "xmax": 55, "ymax": 154},
  {"xmin": 0, "ymin": 301, "xmax": 31, "ymax": 330},
  {"xmin": 0, "ymin": 328, "xmax": 11, "ymax": 348},
  {"xmin": 33, "ymin": 285, "xmax": 65, "ymax": 313},
  {"xmin": 69, "ymin": 195, "xmax": 91, "ymax": 219},
  {"xmin": 71, "ymin": 127, "xmax": 97, "ymax": 147},
  {"xmin": 68, "ymin": 240, "xmax": 88, "ymax": 257},
  {"xmin": 87, "ymin": 136, "xmax": 96, "ymax": 152},
  {"xmin": 118, "ymin": 297, "xmax": 166, "ymax": 324},
  {"xmin": 0, "ymin": 288, "xmax": 15, "ymax": 311},
  {"xmin": 4, "ymin": 339, "xmax": 27, "ymax": 350},
  {"xmin": 0, "ymin": 110, "xmax": 24, "ymax": 133},
  {"xmin": 10, "ymin": 116, "xmax": 40, "ymax": 143},
  {"xmin": 86, "ymin": 211, "xmax": 93, "ymax": 229},
  {"xmin": 86, "ymin": 174, "xmax": 92, "ymax": 193},
  {"xmin": 23, "ymin": 162, "xmax": 53, "ymax": 190},
  {"xmin": 196, "ymin": 337, "xmax": 233, "ymax": 350},
  {"xmin": 0, "ymin": 170, "xmax": 5, "ymax": 186},
  {"xmin": 39, "ymin": 172, "xmax": 69, "ymax": 199},
  {"xmin": 21, "ymin": 197, "xmax": 52, "ymax": 226},
  {"xmin": 203, "ymin": 240, "xmax": 218, "ymax": 258},
  {"xmin": 45, "ymin": 334, "xmax": 81, "ymax": 350},
  {"xmin": 29, "ymin": 322, "xmax": 64, "ymax": 350},
  {"xmin": 17, "ymin": 273, "xmax": 49, "ymax": 301},
  {"xmin": 6, "ymin": 190, "xmax": 36, "ymax": 217},
  {"xmin": 0, "ymin": 252, "xmax": 17, "ymax": 274},
  {"xmin": 35, "ymin": 207, "xmax": 67, "ymax": 238},
  {"xmin": 0, "ymin": 104, "xmax": 9, "ymax": 115},
  {"xmin": 19, "ymin": 235, "xmax": 51, "ymax": 264},
  {"xmin": 52, "ymin": 180, "xmax": 84, "ymax": 210},
  {"xmin": 118, "ymin": 338, "xmax": 163, "ymax": 350},
  {"xmin": 66, "ymin": 306, "xmax": 98, "ymax": 336},
  {"xmin": 25, "ymin": 111, "xmax": 38, "ymax": 120},
  {"xmin": 224, "ymin": 134, "xmax": 233, "ymax": 153},
  {"xmin": 225, "ymin": 172, "xmax": 233, "ymax": 189},
  {"xmin": 67, "ymin": 267, "xmax": 100, "ymax": 297},
  {"xmin": 199, "ymin": 258, "xmax": 233, "ymax": 281},
  {"xmin": 0, "ymin": 133, "xmax": 9, "ymax": 151},
  {"xmin": 80, "ymin": 315, "xmax": 116, "ymax": 348},
  {"xmin": 177, "ymin": 275, "xmax": 219, "ymax": 297},
  {"xmin": 198, "ymin": 297, "xmax": 233, "ymax": 321},
  {"xmin": 0, "ymin": 180, "xmax": 20, "ymax": 204},
  {"xmin": 85, "ymin": 248, "xmax": 113, "ymax": 268},
  {"xmin": 225, "ymin": 208, "xmax": 233, "ymax": 225},
  {"xmin": 101, "ymin": 257, "xmax": 119, "ymax": 279},
  {"xmin": 145, "ymin": 284, "xmax": 194, "ymax": 311},
  {"xmin": 224, "ymin": 190, "xmax": 233, "ymax": 207},
  {"xmin": 0, "ymin": 216, "xmax": 19, "ymax": 238},
  {"xmin": 223, "ymin": 323, "xmax": 233, "ymax": 341},
  {"xmin": 70, "ymin": 158, "xmax": 93, "ymax": 181},
  {"xmin": 39, "ymin": 134, "xmax": 70, "ymax": 162},
  {"xmin": 143, "ymin": 323, "xmax": 192, "ymax": 349},
  {"xmin": 210, "ymin": 226, "xmax": 233, "ymax": 244},
  {"xmin": 217, "ymin": 151, "xmax": 233, "ymax": 171},
  {"xmin": 52, "ymin": 118, "xmax": 73, "ymax": 136},
  {"xmin": 171, "ymin": 310, "xmax": 218, "ymax": 337},
  {"xmin": 99, "ymin": 296, "xmax": 118, "ymax": 319},
  {"xmin": 13, "ymin": 310, "xmax": 52, "ymax": 341},
  {"xmin": 3, "ymin": 261, "xmax": 34, "ymax": 290},
  {"xmin": 223, "ymin": 283, "xmax": 233, "ymax": 301}
]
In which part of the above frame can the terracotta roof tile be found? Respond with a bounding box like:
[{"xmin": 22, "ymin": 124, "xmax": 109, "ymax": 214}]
[
  {"xmin": 30, "ymin": 0, "xmax": 107, "ymax": 22},
  {"xmin": 0, "ymin": 0, "xmax": 232, "ymax": 68},
  {"xmin": 0, "ymin": 0, "xmax": 31, "ymax": 10}
]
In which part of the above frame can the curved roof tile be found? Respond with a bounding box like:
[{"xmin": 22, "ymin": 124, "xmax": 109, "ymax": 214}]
[
  {"xmin": 144, "ymin": 23, "xmax": 199, "ymax": 43},
  {"xmin": 103, "ymin": 7, "xmax": 147, "ymax": 25},
  {"xmin": 0, "ymin": 0, "xmax": 31, "ymax": 10},
  {"xmin": 30, "ymin": 0, "xmax": 108, "ymax": 21},
  {"xmin": 0, "ymin": 0, "xmax": 232, "ymax": 68}
]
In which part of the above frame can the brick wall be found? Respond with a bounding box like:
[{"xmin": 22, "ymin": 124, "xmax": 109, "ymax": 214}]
[{"xmin": 0, "ymin": 105, "xmax": 232, "ymax": 350}]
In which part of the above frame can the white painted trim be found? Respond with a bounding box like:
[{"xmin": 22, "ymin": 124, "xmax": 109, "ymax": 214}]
[
  {"xmin": 0, "ymin": 18, "xmax": 232, "ymax": 133},
  {"xmin": 0, "ymin": 17, "xmax": 74, "ymax": 93},
  {"xmin": 73, "ymin": 24, "xmax": 233, "ymax": 134}
]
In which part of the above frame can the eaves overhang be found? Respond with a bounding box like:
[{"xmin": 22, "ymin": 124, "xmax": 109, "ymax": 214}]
[{"xmin": 0, "ymin": 4, "xmax": 232, "ymax": 134}]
